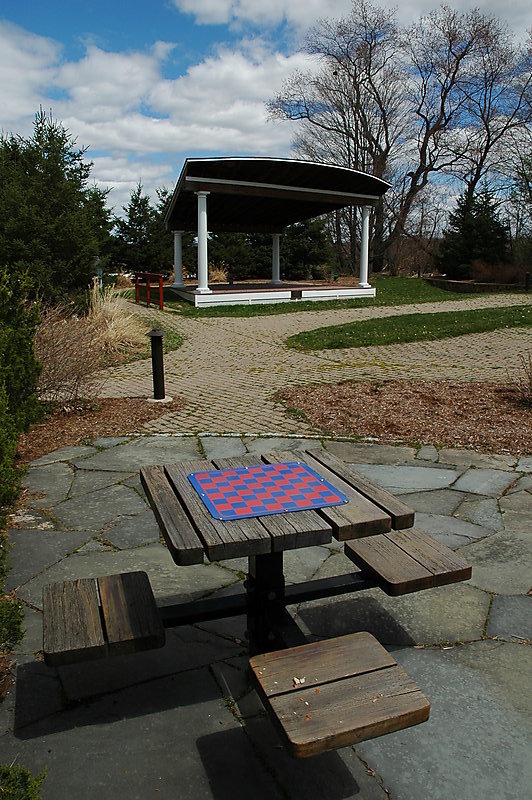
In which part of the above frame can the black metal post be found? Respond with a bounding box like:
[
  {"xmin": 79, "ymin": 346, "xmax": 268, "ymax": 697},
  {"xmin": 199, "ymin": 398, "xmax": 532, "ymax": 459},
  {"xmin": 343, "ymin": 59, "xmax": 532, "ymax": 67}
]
[
  {"xmin": 526, "ymin": 272, "xmax": 530, "ymax": 292},
  {"xmin": 148, "ymin": 329, "xmax": 165, "ymax": 400}
]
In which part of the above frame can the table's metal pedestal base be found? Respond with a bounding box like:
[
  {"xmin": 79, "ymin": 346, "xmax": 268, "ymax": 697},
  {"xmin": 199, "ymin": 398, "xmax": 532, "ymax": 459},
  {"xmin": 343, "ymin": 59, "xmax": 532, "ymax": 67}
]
[{"xmin": 158, "ymin": 552, "xmax": 378, "ymax": 654}]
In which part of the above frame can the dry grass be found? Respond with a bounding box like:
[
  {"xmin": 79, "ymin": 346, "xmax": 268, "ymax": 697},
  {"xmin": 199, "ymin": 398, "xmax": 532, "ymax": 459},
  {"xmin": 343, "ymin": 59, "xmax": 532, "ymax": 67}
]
[
  {"xmin": 35, "ymin": 284, "xmax": 147, "ymax": 404},
  {"xmin": 87, "ymin": 282, "xmax": 146, "ymax": 356},
  {"xmin": 208, "ymin": 266, "xmax": 228, "ymax": 283}
]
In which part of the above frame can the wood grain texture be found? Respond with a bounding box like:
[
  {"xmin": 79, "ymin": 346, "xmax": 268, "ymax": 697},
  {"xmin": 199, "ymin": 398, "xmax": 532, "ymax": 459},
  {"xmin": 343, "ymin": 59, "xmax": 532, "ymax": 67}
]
[
  {"xmin": 165, "ymin": 460, "xmax": 272, "ymax": 560},
  {"xmin": 306, "ymin": 447, "xmax": 415, "ymax": 529},
  {"xmin": 250, "ymin": 631, "xmax": 430, "ymax": 758},
  {"xmin": 387, "ymin": 528, "xmax": 472, "ymax": 587},
  {"xmin": 264, "ymin": 450, "xmax": 392, "ymax": 540},
  {"xmin": 98, "ymin": 571, "xmax": 165, "ymax": 656},
  {"xmin": 345, "ymin": 528, "xmax": 472, "ymax": 595},
  {"xmin": 140, "ymin": 465, "xmax": 205, "ymax": 565},
  {"xmin": 249, "ymin": 631, "xmax": 395, "ymax": 697},
  {"xmin": 43, "ymin": 577, "xmax": 106, "ymax": 666}
]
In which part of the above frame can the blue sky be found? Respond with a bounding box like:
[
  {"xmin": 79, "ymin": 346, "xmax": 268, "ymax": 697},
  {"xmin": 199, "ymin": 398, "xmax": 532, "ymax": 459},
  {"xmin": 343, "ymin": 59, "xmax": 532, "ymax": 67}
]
[{"xmin": 1, "ymin": 0, "xmax": 530, "ymax": 213}]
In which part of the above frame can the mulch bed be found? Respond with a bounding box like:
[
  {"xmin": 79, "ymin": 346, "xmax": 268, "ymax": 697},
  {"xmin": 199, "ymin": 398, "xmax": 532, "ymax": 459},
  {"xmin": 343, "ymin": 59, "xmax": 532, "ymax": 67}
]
[
  {"xmin": 278, "ymin": 380, "xmax": 532, "ymax": 455},
  {"xmin": 16, "ymin": 396, "xmax": 186, "ymax": 465}
]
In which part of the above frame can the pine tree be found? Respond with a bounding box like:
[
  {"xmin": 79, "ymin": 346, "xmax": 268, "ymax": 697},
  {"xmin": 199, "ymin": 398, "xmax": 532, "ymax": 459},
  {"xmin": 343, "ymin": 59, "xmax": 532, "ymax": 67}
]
[
  {"xmin": 438, "ymin": 191, "xmax": 510, "ymax": 279},
  {"xmin": 0, "ymin": 109, "xmax": 111, "ymax": 300}
]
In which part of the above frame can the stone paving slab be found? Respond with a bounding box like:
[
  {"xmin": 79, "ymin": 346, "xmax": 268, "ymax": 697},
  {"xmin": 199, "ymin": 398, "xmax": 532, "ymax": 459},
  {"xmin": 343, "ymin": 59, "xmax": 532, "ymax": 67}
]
[
  {"xmin": 486, "ymin": 595, "xmax": 532, "ymax": 642},
  {"xmin": 4, "ymin": 433, "xmax": 531, "ymax": 799},
  {"xmin": 356, "ymin": 642, "xmax": 532, "ymax": 800},
  {"xmin": 453, "ymin": 468, "xmax": 517, "ymax": 497}
]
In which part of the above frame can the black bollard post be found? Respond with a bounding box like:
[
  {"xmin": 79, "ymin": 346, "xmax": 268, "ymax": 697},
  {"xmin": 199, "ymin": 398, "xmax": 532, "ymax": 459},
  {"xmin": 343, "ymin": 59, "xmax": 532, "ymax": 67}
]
[
  {"xmin": 148, "ymin": 329, "xmax": 165, "ymax": 400},
  {"xmin": 526, "ymin": 272, "xmax": 530, "ymax": 292}
]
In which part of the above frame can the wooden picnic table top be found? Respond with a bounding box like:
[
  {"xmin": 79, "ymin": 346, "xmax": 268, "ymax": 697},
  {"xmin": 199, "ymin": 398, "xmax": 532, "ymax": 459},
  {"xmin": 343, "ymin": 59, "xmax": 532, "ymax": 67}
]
[{"xmin": 140, "ymin": 446, "xmax": 415, "ymax": 566}]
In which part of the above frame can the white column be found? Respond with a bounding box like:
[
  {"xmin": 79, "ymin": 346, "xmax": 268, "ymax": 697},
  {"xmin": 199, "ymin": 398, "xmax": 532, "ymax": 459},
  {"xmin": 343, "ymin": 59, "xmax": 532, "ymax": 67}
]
[
  {"xmin": 196, "ymin": 191, "xmax": 211, "ymax": 294},
  {"xmin": 172, "ymin": 231, "xmax": 185, "ymax": 288},
  {"xmin": 270, "ymin": 233, "xmax": 282, "ymax": 285},
  {"xmin": 358, "ymin": 205, "xmax": 371, "ymax": 288}
]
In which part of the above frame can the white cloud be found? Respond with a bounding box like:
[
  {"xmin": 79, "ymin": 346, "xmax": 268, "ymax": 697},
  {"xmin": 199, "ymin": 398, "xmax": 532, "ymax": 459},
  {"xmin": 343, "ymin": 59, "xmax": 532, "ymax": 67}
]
[
  {"xmin": 172, "ymin": 0, "xmax": 531, "ymax": 33},
  {"xmin": 0, "ymin": 21, "xmax": 61, "ymax": 131},
  {"xmin": 0, "ymin": 22, "xmax": 311, "ymax": 205}
]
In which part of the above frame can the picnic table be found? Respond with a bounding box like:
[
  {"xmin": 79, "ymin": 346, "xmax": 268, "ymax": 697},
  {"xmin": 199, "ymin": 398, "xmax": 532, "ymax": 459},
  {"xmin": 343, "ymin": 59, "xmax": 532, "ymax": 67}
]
[{"xmin": 42, "ymin": 446, "xmax": 472, "ymax": 758}]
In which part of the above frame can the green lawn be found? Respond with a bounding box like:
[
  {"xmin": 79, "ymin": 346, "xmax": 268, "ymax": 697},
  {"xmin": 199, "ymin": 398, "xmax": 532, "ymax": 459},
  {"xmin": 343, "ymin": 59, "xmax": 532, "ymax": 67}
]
[
  {"xmin": 286, "ymin": 304, "xmax": 532, "ymax": 351},
  {"xmin": 161, "ymin": 277, "xmax": 523, "ymax": 318}
]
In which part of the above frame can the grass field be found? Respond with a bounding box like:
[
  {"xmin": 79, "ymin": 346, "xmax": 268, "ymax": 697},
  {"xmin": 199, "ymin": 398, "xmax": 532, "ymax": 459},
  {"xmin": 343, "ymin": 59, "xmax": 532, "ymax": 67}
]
[
  {"xmin": 161, "ymin": 276, "xmax": 519, "ymax": 317},
  {"xmin": 286, "ymin": 304, "xmax": 532, "ymax": 351}
]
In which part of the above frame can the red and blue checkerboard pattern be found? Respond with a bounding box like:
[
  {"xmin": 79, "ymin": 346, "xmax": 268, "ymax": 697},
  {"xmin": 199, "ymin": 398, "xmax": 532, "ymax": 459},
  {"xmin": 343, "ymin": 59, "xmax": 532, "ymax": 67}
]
[{"xmin": 188, "ymin": 461, "xmax": 349, "ymax": 521}]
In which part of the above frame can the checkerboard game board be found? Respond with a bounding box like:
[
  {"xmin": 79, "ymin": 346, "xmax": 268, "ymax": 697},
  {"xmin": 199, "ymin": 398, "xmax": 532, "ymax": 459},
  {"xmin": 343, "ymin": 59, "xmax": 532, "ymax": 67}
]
[{"xmin": 188, "ymin": 461, "xmax": 349, "ymax": 521}]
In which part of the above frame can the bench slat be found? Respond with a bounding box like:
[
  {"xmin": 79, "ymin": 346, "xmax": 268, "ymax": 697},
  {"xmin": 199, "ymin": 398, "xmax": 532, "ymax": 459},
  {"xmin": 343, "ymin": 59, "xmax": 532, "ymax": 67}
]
[
  {"xmin": 250, "ymin": 632, "xmax": 430, "ymax": 758},
  {"xmin": 306, "ymin": 447, "xmax": 415, "ymax": 529},
  {"xmin": 263, "ymin": 450, "xmax": 392, "ymax": 540},
  {"xmin": 140, "ymin": 465, "xmax": 205, "ymax": 565},
  {"xmin": 250, "ymin": 630, "xmax": 395, "ymax": 698},
  {"xmin": 43, "ymin": 578, "xmax": 106, "ymax": 666},
  {"xmin": 345, "ymin": 529, "xmax": 472, "ymax": 595},
  {"xmin": 274, "ymin": 666, "xmax": 429, "ymax": 757},
  {"xmin": 98, "ymin": 572, "xmax": 165, "ymax": 656},
  {"xmin": 388, "ymin": 528, "xmax": 472, "ymax": 587},
  {"xmin": 43, "ymin": 571, "xmax": 165, "ymax": 666}
]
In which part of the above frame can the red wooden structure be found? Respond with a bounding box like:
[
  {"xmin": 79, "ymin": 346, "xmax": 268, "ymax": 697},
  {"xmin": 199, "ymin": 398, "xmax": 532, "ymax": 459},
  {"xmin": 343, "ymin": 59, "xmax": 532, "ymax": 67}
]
[{"xmin": 135, "ymin": 272, "xmax": 164, "ymax": 311}]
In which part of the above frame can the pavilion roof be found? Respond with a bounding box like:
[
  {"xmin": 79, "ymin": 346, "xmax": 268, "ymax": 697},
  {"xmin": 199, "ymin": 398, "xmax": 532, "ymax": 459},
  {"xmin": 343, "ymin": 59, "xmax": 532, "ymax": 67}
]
[{"xmin": 164, "ymin": 157, "xmax": 390, "ymax": 234}]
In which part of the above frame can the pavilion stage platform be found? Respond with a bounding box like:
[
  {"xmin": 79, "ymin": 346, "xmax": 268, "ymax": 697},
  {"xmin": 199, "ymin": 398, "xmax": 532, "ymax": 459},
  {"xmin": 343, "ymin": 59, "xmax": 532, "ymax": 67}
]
[{"xmin": 169, "ymin": 281, "xmax": 375, "ymax": 308}]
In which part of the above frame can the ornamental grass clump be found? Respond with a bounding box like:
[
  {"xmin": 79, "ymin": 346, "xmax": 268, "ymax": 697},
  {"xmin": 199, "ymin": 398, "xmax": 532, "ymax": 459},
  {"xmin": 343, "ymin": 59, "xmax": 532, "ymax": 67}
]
[
  {"xmin": 513, "ymin": 353, "xmax": 532, "ymax": 406},
  {"xmin": 87, "ymin": 281, "xmax": 146, "ymax": 356}
]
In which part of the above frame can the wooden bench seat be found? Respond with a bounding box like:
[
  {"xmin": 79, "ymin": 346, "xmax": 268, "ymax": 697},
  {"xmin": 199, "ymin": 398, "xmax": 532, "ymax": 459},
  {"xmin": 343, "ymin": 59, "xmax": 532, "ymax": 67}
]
[
  {"xmin": 344, "ymin": 528, "xmax": 472, "ymax": 596},
  {"xmin": 249, "ymin": 631, "xmax": 430, "ymax": 758},
  {"xmin": 43, "ymin": 571, "xmax": 165, "ymax": 667}
]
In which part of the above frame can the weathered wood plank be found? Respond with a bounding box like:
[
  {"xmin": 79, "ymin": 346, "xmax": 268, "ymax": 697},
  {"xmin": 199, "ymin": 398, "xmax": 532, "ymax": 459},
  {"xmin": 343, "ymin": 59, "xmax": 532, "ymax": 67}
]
[
  {"xmin": 387, "ymin": 528, "xmax": 472, "ymax": 587},
  {"xmin": 306, "ymin": 447, "xmax": 415, "ymax": 529},
  {"xmin": 214, "ymin": 454, "xmax": 332, "ymax": 550},
  {"xmin": 165, "ymin": 460, "xmax": 272, "ymax": 560},
  {"xmin": 249, "ymin": 631, "xmax": 395, "ymax": 698},
  {"xmin": 263, "ymin": 450, "xmax": 391, "ymax": 540},
  {"xmin": 272, "ymin": 665, "xmax": 430, "ymax": 757},
  {"xmin": 344, "ymin": 535, "xmax": 433, "ymax": 595},
  {"xmin": 140, "ymin": 465, "xmax": 205, "ymax": 565},
  {"xmin": 43, "ymin": 578, "xmax": 106, "ymax": 666},
  {"xmin": 97, "ymin": 572, "xmax": 165, "ymax": 657},
  {"xmin": 250, "ymin": 632, "xmax": 430, "ymax": 758},
  {"xmin": 344, "ymin": 528, "xmax": 472, "ymax": 595}
]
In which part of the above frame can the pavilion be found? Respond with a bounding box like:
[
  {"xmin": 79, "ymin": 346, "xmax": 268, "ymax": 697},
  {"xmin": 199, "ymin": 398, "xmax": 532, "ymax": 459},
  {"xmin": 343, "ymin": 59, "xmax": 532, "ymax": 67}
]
[{"xmin": 164, "ymin": 157, "xmax": 390, "ymax": 307}]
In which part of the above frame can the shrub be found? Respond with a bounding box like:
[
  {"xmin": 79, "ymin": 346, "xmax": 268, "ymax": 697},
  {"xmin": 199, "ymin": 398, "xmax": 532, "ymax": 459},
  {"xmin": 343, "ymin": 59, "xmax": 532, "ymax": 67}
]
[
  {"xmin": 34, "ymin": 305, "xmax": 105, "ymax": 404},
  {"xmin": 513, "ymin": 353, "xmax": 532, "ymax": 406},
  {"xmin": 0, "ymin": 268, "xmax": 42, "ymax": 511},
  {"xmin": 35, "ymin": 283, "xmax": 147, "ymax": 404},
  {"xmin": 0, "ymin": 763, "xmax": 46, "ymax": 799}
]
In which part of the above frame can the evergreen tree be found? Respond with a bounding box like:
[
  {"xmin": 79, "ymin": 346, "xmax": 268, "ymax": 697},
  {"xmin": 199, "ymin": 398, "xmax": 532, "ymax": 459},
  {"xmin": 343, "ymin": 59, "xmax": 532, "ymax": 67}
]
[
  {"xmin": 281, "ymin": 218, "xmax": 333, "ymax": 280},
  {"xmin": 438, "ymin": 191, "xmax": 510, "ymax": 279},
  {"xmin": 0, "ymin": 109, "xmax": 111, "ymax": 300},
  {"xmin": 112, "ymin": 183, "xmax": 174, "ymax": 273}
]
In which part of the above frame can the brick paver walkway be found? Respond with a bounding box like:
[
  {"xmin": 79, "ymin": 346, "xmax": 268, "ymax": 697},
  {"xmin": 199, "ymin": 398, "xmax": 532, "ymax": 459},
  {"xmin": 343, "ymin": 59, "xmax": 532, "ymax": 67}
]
[{"xmin": 97, "ymin": 293, "xmax": 532, "ymax": 434}]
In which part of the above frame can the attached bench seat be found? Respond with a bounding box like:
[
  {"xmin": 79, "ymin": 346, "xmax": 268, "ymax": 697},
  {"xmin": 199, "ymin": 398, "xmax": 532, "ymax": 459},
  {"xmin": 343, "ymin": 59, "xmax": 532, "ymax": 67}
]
[
  {"xmin": 43, "ymin": 571, "xmax": 165, "ymax": 667},
  {"xmin": 249, "ymin": 631, "xmax": 430, "ymax": 758},
  {"xmin": 345, "ymin": 528, "xmax": 472, "ymax": 596}
]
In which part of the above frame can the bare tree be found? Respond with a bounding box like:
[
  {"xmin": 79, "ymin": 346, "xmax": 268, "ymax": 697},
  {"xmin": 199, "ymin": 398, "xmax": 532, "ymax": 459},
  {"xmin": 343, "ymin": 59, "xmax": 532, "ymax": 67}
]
[{"xmin": 269, "ymin": 2, "xmax": 532, "ymax": 273}]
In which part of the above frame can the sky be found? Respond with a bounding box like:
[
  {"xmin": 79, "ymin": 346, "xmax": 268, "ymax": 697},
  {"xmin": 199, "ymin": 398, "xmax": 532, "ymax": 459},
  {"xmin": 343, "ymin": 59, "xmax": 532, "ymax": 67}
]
[{"xmin": 1, "ymin": 0, "xmax": 530, "ymax": 214}]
